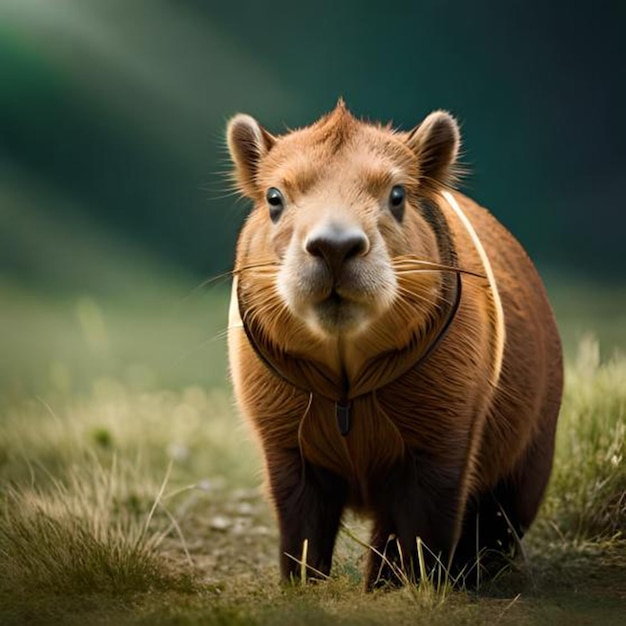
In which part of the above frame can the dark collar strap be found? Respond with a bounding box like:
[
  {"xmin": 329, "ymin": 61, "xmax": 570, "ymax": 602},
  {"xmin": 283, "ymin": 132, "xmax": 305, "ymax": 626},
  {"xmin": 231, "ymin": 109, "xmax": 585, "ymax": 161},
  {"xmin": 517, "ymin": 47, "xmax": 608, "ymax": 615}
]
[{"xmin": 239, "ymin": 272, "xmax": 462, "ymax": 436}]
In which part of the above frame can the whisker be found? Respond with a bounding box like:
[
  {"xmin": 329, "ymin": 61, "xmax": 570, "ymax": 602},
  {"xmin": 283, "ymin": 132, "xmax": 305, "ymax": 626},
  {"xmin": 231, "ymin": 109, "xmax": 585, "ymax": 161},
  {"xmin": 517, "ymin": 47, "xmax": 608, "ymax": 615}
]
[
  {"xmin": 243, "ymin": 297, "xmax": 287, "ymax": 332},
  {"xmin": 246, "ymin": 284, "xmax": 294, "ymax": 331},
  {"xmin": 234, "ymin": 261, "xmax": 281, "ymax": 275},
  {"xmin": 188, "ymin": 261, "xmax": 280, "ymax": 296},
  {"xmin": 394, "ymin": 266, "xmax": 483, "ymax": 282},
  {"xmin": 204, "ymin": 189, "xmax": 247, "ymax": 202},
  {"xmin": 393, "ymin": 299, "xmax": 430, "ymax": 326},
  {"xmin": 397, "ymin": 286, "xmax": 443, "ymax": 309},
  {"xmin": 212, "ymin": 328, "xmax": 233, "ymax": 343},
  {"xmin": 190, "ymin": 272, "xmax": 234, "ymax": 293},
  {"xmin": 399, "ymin": 285, "xmax": 454, "ymax": 309},
  {"xmin": 392, "ymin": 257, "xmax": 485, "ymax": 279},
  {"xmin": 396, "ymin": 277, "xmax": 456, "ymax": 307},
  {"xmin": 396, "ymin": 285, "xmax": 448, "ymax": 313}
]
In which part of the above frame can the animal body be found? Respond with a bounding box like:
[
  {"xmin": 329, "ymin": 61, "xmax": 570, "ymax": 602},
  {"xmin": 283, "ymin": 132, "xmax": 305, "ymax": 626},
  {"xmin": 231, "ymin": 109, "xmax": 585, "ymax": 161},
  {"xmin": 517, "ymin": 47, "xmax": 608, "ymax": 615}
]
[{"xmin": 226, "ymin": 102, "xmax": 563, "ymax": 589}]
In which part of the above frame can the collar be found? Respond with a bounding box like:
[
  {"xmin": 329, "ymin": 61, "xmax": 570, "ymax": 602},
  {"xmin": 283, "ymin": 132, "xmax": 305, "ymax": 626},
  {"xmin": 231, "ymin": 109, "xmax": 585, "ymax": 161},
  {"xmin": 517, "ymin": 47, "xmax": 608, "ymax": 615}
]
[{"xmin": 238, "ymin": 271, "xmax": 462, "ymax": 436}]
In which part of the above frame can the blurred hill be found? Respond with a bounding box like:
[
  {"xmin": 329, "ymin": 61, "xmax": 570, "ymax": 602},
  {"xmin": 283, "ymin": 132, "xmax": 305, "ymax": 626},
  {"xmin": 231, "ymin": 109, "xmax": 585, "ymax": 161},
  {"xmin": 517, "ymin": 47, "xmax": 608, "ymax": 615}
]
[{"xmin": 1, "ymin": 0, "xmax": 625, "ymax": 295}]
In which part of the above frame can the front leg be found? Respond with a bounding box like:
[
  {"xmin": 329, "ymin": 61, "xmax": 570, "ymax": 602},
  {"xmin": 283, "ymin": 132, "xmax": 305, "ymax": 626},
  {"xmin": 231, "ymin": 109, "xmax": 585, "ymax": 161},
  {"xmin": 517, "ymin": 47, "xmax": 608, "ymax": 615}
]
[
  {"xmin": 366, "ymin": 453, "xmax": 462, "ymax": 590},
  {"xmin": 266, "ymin": 448, "xmax": 347, "ymax": 583}
]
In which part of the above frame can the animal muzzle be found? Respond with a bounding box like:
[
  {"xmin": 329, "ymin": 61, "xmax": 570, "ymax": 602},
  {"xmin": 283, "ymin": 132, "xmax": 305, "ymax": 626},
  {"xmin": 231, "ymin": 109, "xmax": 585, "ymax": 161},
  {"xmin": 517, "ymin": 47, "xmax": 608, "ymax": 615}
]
[{"xmin": 304, "ymin": 223, "xmax": 370, "ymax": 280}]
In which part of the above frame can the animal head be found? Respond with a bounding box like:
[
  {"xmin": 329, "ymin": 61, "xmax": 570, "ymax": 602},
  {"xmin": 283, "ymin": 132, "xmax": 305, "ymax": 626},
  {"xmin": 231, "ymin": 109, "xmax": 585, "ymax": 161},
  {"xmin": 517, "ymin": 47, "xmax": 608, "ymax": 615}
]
[{"xmin": 227, "ymin": 101, "xmax": 461, "ymax": 354}]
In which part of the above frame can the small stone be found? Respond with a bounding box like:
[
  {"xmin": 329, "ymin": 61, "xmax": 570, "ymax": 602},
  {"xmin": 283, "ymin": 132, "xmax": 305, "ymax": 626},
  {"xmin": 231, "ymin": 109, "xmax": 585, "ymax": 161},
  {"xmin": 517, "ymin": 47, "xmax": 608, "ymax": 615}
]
[
  {"xmin": 237, "ymin": 502, "xmax": 255, "ymax": 516},
  {"xmin": 210, "ymin": 515, "xmax": 231, "ymax": 531}
]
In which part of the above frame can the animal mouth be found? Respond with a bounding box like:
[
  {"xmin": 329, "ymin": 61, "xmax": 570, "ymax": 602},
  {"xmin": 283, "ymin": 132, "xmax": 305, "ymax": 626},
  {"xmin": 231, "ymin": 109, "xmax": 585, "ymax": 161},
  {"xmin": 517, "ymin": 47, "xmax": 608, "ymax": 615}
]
[
  {"xmin": 311, "ymin": 289, "xmax": 368, "ymax": 334},
  {"xmin": 326, "ymin": 290, "xmax": 343, "ymax": 306},
  {"xmin": 315, "ymin": 290, "xmax": 345, "ymax": 316}
]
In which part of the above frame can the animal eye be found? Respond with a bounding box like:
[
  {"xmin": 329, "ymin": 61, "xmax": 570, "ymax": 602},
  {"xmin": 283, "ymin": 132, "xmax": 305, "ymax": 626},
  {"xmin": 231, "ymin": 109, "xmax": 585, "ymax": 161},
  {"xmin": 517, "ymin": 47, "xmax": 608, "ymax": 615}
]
[
  {"xmin": 388, "ymin": 185, "xmax": 406, "ymax": 221},
  {"xmin": 266, "ymin": 187, "xmax": 285, "ymax": 223}
]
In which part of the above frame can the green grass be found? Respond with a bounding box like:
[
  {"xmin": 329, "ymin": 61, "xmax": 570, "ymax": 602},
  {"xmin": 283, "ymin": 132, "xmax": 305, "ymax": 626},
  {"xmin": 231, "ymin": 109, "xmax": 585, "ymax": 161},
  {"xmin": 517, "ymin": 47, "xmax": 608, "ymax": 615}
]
[
  {"xmin": 0, "ymin": 279, "xmax": 624, "ymax": 625},
  {"xmin": 537, "ymin": 338, "xmax": 626, "ymax": 544},
  {"xmin": 1, "ymin": 460, "xmax": 196, "ymax": 597}
]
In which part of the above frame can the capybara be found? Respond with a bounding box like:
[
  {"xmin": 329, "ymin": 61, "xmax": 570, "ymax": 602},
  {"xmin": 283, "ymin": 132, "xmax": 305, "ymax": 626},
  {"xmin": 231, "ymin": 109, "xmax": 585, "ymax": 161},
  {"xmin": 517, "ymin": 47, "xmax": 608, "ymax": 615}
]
[{"xmin": 226, "ymin": 101, "xmax": 563, "ymax": 588}]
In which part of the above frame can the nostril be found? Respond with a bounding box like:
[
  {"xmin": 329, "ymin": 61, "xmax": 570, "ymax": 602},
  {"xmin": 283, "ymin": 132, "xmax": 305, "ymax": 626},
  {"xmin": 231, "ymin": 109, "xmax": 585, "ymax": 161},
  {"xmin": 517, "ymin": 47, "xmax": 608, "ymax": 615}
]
[
  {"xmin": 305, "ymin": 237, "xmax": 324, "ymax": 258},
  {"xmin": 346, "ymin": 235, "xmax": 368, "ymax": 259},
  {"xmin": 305, "ymin": 225, "xmax": 369, "ymax": 274}
]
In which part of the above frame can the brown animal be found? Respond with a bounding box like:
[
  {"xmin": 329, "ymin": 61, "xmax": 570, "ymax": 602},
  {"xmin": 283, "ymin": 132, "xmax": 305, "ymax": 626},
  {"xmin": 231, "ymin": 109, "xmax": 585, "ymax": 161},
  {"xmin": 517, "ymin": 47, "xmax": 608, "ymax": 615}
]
[{"xmin": 226, "ymin": 101, "xmax": 563, "ymax": 589}]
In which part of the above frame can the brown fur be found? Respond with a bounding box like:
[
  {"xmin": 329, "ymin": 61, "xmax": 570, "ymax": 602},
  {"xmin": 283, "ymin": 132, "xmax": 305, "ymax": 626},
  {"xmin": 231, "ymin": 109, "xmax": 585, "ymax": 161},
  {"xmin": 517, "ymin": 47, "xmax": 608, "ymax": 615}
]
[{"xmin": 226, "ymin": 102, "xmax": 563, "ymax": 588}]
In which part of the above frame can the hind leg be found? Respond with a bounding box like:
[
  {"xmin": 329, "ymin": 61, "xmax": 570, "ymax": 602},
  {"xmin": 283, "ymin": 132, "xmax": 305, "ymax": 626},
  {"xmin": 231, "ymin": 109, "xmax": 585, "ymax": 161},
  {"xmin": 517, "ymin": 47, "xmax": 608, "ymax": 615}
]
[
  {"xmin": 453, "ymin": 415, "xmax": 558, "ymax": 585},
  {"xmin": 452, "ymin": 482, "xmax": 523, "ymax": 586}
]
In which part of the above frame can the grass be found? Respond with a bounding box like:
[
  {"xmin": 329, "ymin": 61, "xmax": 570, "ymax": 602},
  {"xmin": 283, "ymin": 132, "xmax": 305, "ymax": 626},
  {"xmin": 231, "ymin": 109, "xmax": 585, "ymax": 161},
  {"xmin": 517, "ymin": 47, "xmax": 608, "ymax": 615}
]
[
  {"xmin": 0, "ymin": 280, "xmax": 625, "ymax": 624},
  {"xmin": 1, "ymin": 460, "xmax": 196, "ymax": 597},
  {"xmin": 537, "ymin": 338, "xmax": 626, "ymax": 544}
]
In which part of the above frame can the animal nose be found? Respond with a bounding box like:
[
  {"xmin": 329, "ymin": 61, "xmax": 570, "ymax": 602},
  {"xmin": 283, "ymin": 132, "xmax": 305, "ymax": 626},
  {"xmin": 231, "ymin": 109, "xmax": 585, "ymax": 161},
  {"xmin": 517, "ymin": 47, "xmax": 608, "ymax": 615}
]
[{"xmin": 305, "ymin": 224, "xmax": 369, "ymax": 275}]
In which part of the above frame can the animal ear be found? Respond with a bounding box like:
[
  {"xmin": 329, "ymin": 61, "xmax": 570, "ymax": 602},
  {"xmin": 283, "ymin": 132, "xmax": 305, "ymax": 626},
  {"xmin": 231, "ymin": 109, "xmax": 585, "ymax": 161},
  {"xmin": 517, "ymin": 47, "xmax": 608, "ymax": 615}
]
[
  {"xmin": 226, "ymin": 114, "xmax": 276, "ymax": 199},
  {"xmin": 406, "ymin": 111, "xmax": 460, "ymax": 192}
]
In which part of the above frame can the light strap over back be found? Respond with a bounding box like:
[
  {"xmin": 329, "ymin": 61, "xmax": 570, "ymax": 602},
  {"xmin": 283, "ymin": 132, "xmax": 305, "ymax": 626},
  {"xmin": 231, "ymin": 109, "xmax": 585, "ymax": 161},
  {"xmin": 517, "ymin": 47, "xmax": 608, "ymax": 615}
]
[{"xmin": 441, "ymin": 191, "xmax": 505, "ymax": 387}]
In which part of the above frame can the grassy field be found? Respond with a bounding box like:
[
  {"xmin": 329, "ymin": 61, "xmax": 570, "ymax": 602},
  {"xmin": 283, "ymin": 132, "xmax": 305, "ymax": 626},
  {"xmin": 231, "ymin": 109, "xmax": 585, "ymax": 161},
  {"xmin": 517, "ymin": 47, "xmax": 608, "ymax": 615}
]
[{"xmin": 0, "ymin": 277, "xmax": 625, "ymax": 625}]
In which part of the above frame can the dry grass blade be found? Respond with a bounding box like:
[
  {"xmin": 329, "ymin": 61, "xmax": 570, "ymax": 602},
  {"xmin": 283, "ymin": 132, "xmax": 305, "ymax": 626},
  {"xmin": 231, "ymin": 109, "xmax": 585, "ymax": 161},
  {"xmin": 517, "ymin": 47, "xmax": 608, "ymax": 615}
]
[
  {"xmin": 0, "ymin": 458, "xmax": 194, "ymax": 596},
  {"xmin": 339, "ymin": 523, "xmax": 454, "ymax": 605},
  {"xmin": 283, "ymin": 543, "xmax": 330, "ymax": 584}
]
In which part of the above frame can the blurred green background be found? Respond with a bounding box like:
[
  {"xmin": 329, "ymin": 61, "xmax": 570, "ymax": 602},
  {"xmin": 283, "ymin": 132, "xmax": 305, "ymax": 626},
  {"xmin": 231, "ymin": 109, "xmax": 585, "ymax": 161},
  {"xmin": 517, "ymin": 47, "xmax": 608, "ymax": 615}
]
[{"xmin": 1, "ymin": 0, "xmax": 625, "ymax": 399}]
